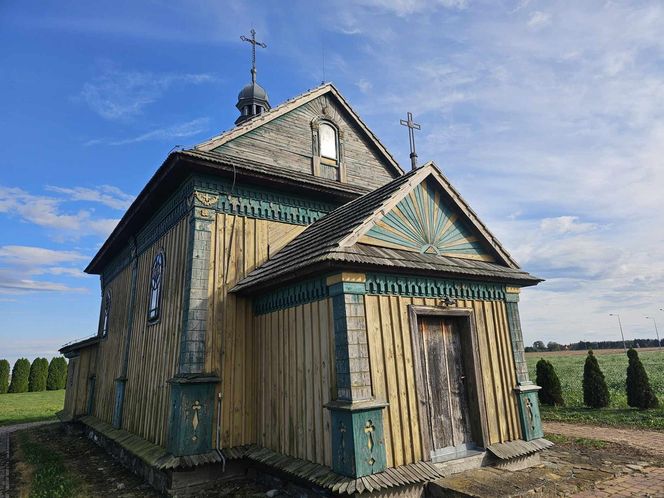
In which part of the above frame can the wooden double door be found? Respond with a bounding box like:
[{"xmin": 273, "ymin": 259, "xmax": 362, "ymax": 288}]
[{"xmin": 419, "ymin": 315, "xmax": 475, "ymax": 461}]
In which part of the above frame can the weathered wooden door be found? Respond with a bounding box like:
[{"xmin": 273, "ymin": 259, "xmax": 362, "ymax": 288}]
[{"xmin": 420, "ymin": 316, "xmax": 473, "ymax": 460}]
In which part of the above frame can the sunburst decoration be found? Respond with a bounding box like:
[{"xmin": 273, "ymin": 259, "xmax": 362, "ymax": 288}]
[{"xmin": 359, "ymin": 181, "xmax": 493, "ymax": 261}]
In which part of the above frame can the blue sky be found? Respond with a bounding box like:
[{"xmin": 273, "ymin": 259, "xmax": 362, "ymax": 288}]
[{"xmin": 1, "ymin": 0, "xmax": 663, "ymax": 364}]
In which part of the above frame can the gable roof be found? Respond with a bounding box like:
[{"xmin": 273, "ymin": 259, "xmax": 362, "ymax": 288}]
[
  {"xmin": 194, "ymin": 83, "xmax": 405, "ymax": 177},
  {"xmin": 232, "ymin": 162, "xmax": 541, "ymax": 294}
]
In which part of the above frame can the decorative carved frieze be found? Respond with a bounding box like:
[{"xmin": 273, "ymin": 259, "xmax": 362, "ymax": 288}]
[{"xmin": 365, "ymin": 273, "xmax": 507, "ymax": 301}]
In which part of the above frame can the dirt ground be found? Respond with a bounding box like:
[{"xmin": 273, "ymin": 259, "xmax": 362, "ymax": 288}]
[
  {"xmin": 9, "ymin": 424, "xmax": 273, "ymax": 497},
  {"xmin": 8, "ymin": 423, "xmax": 664, "ymax": 497}
]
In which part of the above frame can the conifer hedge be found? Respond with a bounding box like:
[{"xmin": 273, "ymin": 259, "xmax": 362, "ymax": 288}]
[
  {"xmin": 626, "ymin": 348, "xmax": 658, "ymax": 409},
  {"xmin": 47, "ymin": 357, "xmax": 68, "ymax": 390},
  {"xmin": 28, "ymin": 357, "xmax": 49, "ymax": 392},
  {"xmin": 9, "ymin": 358, "xmax": 30, "ymax": 393},
  {"xmin": 0, "ymin": 359, "xmax": 9, "ymax": 394},
  {"xmin": 535, "ymin": 358, "xmax": 565, "ymax": 406},
  {"xmin": 582, "ymin": 350, "xmax": 610, "ymax": 408}
]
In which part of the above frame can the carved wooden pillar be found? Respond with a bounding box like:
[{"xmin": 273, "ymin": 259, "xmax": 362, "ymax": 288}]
[
  {"xmin": 167, "ymin": 190, "xmax": 220, "ymax": 456},
  {"xmin": 506, "ymin": 287, "xmax": 543, "ymax": 441},
  {"xmin": 326, "ymin": 273, "xmax": 387, "ymax": 477}
]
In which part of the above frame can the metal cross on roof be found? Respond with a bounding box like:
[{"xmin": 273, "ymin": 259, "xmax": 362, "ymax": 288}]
[
  {"xmin": 400, "ymin": 111, "xmax": 421, "ymax": 170},
  {"xmin": 240, "ymin": 28, "xmax": 267, "ymax": 84}
]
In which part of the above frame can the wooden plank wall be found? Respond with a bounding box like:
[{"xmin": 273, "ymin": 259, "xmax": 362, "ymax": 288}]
[
  {"xmin": 214, "ymin": 94, "xmax": 397, "ymax": 190},
  {"xmin": 253, "ymin": 299, "xmax": 336, "ymax": 467},
  {"xmin": 364, "ymin": 295, "xmax": 520, "ymax": 468},
  {"xmin": 206, "ymin": 213, "xmax": 306, "ymax": 449},
  {"xmin": 122, "ymin": 215, "xmax": 190, "ymax": 447},
  {"xmin": 92, "ymin": 264, "xmax": 132, "ymax": 425},
  {"xmin": 63, "ymin": 347, "xmax": 97, "ymax": 419}
]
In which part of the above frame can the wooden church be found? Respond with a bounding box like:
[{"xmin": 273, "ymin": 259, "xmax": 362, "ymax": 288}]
[{"xmin": 60, "ymin": 40, "xmax": 550, "ymax": 496}]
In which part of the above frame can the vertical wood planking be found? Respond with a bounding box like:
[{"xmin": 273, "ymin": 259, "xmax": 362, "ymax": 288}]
[
  {"xmin": 251, "ymin": 299, "xmax": 335, "ymax": 465},
  {"xmin": 122, "ymin": 215, "xmax": 189, "ymax": 446},
  {"xmin": 364, "ymin": 294, "xmax": 524, "ymax": 464}
]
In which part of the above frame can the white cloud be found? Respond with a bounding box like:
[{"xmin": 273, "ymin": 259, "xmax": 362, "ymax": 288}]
[
  {"xmin": 80, "ymin": 64, "xmax": 215, "ymax": 120},
  {"xmin": 0, "ymin": 246, "xmax": 87, "ymax": 267},
  {"xmin": 0, "ymin": 247, "xmax": 91, "ymax": 296},
  {"xmin": 527, "ymin": 11, "xmax": 551, "ymax": 29},
  {"xmin": 0, "ymin": 186, "xmax": 121, "ymax": 239},
  {"xmin": 539, "ymin": 216, "xmax": 599, "ymax": 235},
  {"xmin": 105, "ymin": 117, "xmax": 211, "ymax": 145},
  {"xmin": 45, "ymin": 185, "xmax": 134, "ymax": 210},
  {"xmin": 357, "ymin": 0, "xmax": 467, "ymax": 16}
]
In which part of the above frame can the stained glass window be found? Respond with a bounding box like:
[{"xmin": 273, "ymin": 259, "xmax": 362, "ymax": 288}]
[
  {"xmin": 148, "ymin": 251, "xmax": 165, "ymax": 322},
  {"xmin": 102, "ymin": 290, "xmax": 111, "ymax": 337}
]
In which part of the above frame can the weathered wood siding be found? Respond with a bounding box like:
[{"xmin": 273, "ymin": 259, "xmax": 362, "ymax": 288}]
[
  {"xmin": 206, "ymin": 213, "xmax": 306, "ymax": 448},
  {"xmin": 63, "ymin": 346, "xmax": 97, "ymax": 420},
  {"xmin": 365, "ymin": 295, "xmax": 520, "ymax": 468},
  {"xmin": 121, "ymin": 215, "xmax": 190, "ymax": 447},
  {"xmin": 254, "ymin": 299, "xmax": 336, "ymax": 466},
  {"xmin": 213, "ymin": 94, "xmax": 397, "ymax": 190},
  {"xmin": 91, "ymin": 264, "xmax": 132, "ymax": 425}
]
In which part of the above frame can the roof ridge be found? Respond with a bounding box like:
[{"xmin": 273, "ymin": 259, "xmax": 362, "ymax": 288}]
[{"xmin": 194, "ymin": 83, "xmax": 332, "ymax": 151}]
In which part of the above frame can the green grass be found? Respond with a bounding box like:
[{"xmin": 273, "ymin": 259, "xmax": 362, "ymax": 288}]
[
  {"xmin": 527, "ymin": 350, "xmax": 664, "ymax": 430},
  {"xmin": 18, "ymin": 430, "xmax": 79, "ymax": 498},
  {"xmin": 0, "ymin": 390, "xmax": 65, "ymax": 426}
]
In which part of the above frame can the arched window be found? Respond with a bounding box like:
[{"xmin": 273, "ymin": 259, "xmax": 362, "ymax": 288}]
[
  {"xmin": 319, "ymin": 122, "xmax": 338, "ymax": 162},
  {"xmin": 102, "ymin": 289, "xmax": 111, "ymax": 337},
  {"xmin": 148, "ymin": 251, "xmax": 165, "ymax": 323}
]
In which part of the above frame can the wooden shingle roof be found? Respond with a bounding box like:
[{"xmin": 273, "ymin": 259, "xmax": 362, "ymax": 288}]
[{"xmin": 232, "ymin": 163, "xmax": 541, "ymax": 294}]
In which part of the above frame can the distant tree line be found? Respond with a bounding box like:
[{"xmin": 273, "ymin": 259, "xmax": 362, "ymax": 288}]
[
  {"xmin": 525, "ymin": 338, "xmax": 662, "ymax": 353},
  {"xmin": 0, "ymin": 357, "xmax": 67, "ymax": 394}
]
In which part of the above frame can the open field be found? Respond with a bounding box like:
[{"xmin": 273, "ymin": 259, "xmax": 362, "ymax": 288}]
[
  {"xmin": 526, "ymin": 349, "xmax": 664, "ymax": 430},
  {"xmin": 0, "ymin": 390, "xmax": 65, "ymax": 426}
]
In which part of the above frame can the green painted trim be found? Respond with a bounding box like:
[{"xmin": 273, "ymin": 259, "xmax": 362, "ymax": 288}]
[
  {"xmin": 328, "ymin": 281, "xmax": 366, "ymax": 297},
  {"xmin": 329, "ymin": 407, "xmax": 387, "ymax": 478},
  {"xmin": 194, "ymin": 174, "xmax": 337, "ymax": 226},
  {"xmin": 505, "ymin": 292, "xmax": 520, "ymax": 303},
  {"xmin": 101, "ymin": 178, "xmax": 195, "ymax": 286},
  {"xmin": 167, "ymin": 378, "xmax": 217, "ymax": 456},
  {"xmin": 506, "ymin": 300, "xmax": 529, "ymax": 384},
  {"xmin": 253, "ymin": 277, "xmax": 329, "ymax": 315},
  {"xmin": 365, "ymin": 272, "xmax": 506, "ymax": 300},
  {"xmin": 363, "ymin": 181, "xmax": 490, "ymax": 258},
  {"xmin": 515, "ymin": 387, "xmax": 544, "ymax": 441},
  {"xmin": 100, "ymin": 175, "xmax": 338, "ymax": 286}
]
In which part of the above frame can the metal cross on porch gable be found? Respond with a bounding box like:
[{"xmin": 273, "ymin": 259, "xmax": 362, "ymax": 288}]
[
  {"xmin": 400, "ymin": 112, "xmax": 421, "ymax": 171},
  {"xmin": 240, "ymin": 28, "xmax": 267, "ymax": 84}
]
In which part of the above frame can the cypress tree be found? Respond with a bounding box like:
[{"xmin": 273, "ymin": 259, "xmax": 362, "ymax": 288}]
[
  {"xmin": 8, "ymin": 358, "xmax": 30, "ymax": 393},
  {"xmin": 28, "ymin": 357, "xmax": 48, "ymax": 392},
  {"xmin": 626, "ymin": 348, "xmax": 658, "ymax": 409},
  {"xmin": 582, "ymin": 350, "xmax": 610, "ymax": 408},
  {"xmin": 0, "ymin": 359, "xmax": 9, "ymax": 394},
  {"xmin": 536, "ymin": 358, "xmax": 565, "ymax": 406},
  {"xmin": 47, "ymin": 357, "xmax": 68, "ymax": 390}
]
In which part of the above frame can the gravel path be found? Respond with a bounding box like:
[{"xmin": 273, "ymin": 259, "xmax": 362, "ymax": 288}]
[{"xmin": 545, "ymin": 421, "xmax": 664, "ymax": 456}]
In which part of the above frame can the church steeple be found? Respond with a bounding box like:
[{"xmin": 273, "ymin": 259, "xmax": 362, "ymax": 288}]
[{"xmin": 235, "ymin": 29, "xmax": 271, "ymax": 125}]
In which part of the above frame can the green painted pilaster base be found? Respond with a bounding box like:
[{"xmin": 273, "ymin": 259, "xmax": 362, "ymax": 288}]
[
  {"xmin": 327, "ymin": 400, "xmax": 387, "ymax": 478},
  {"xmin": 514, "ymin": 384, "xmax": 544, "ymax": 441},
  {"xmin": 167, "ymin": 374, "xmax": 219, "ymax": 456}
]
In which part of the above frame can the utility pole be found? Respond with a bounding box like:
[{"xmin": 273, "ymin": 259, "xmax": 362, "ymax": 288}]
[
  {"xmin": 646, "ymin": 316, "xmax": 662, "ymax": 350},
  {"xmin": 609, "ymin": 313, "xmax": 626, "ymax": 352}
]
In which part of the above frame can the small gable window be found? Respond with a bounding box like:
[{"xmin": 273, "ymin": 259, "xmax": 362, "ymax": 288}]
[
  {"xmin": 148, "ymin": 251, "xmax": 165, "ymax": 323},
  {"xmin": 319, "ymin": 122, "xmax": 338, "ymax": 162},
  {"xmin": 102, "ymin": 290, "xmax": 111, "ymax": 337}
]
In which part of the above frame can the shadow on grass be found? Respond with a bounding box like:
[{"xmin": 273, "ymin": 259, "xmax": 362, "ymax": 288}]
[
  {"xmin": 17, "ymin": 430, "xmax": 79, "ymax": 498},
  {"xmin": 541, "ymin": 405, "xmax": 664, "ymax": 431}
]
